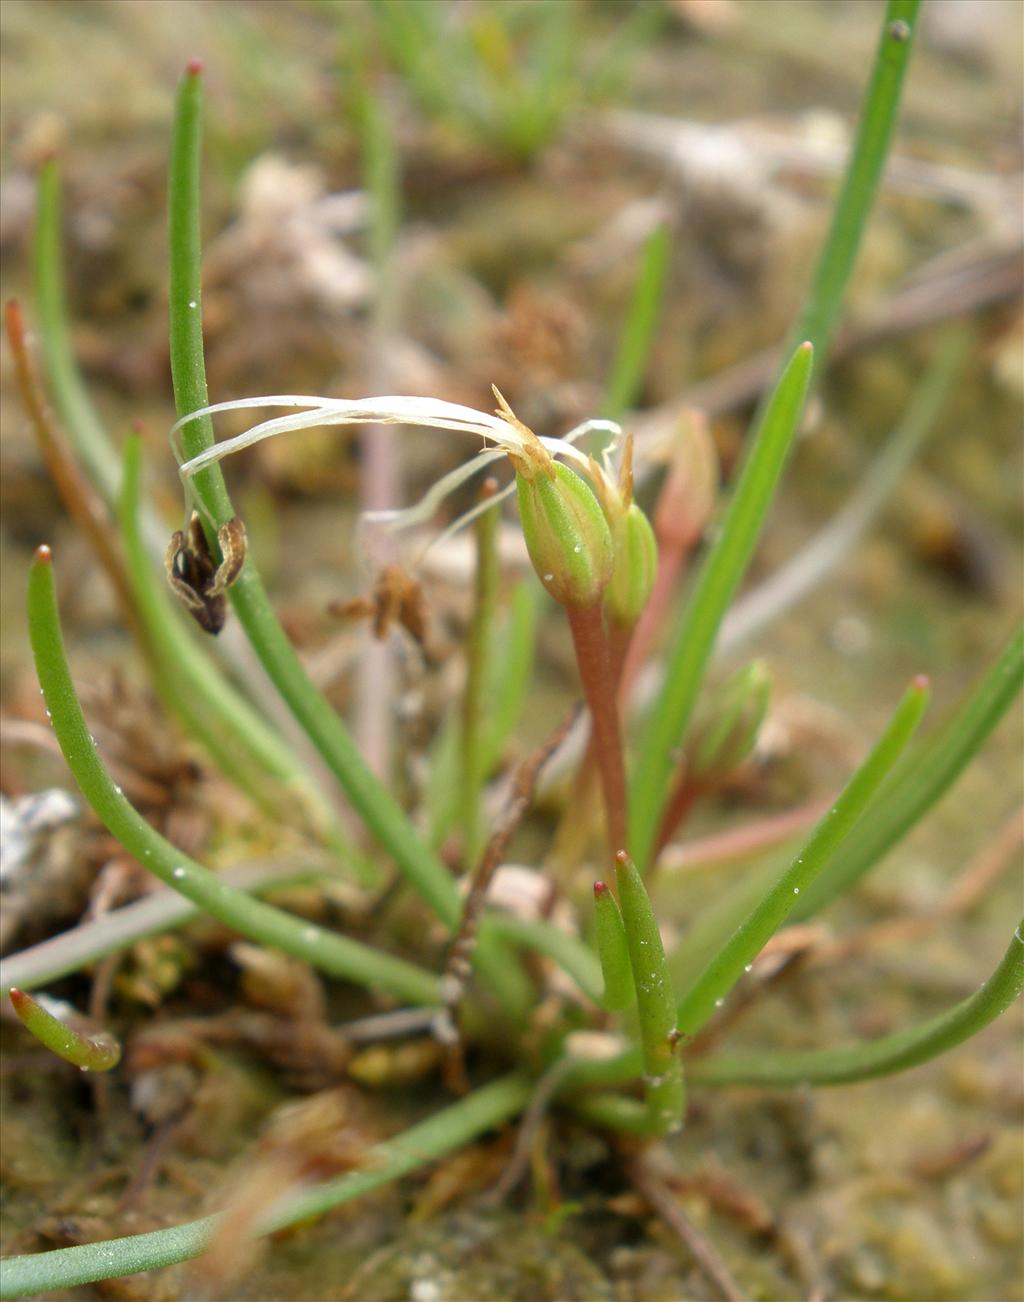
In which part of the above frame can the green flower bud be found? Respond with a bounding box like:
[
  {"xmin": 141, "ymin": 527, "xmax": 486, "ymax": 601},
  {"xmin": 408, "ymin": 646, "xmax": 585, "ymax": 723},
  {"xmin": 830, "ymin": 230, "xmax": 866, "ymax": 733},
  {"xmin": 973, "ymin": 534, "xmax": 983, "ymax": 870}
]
[
  {"xmin": 687, "ymin": 661, "xmax": 771, "ymax": 783},
  {"xmin": 516, "ymin": 461, "xmax": 614, "ymax": 608},
  {"xmin": 605, "ymin": 501, "xmax": 658, "ymax": 628}
]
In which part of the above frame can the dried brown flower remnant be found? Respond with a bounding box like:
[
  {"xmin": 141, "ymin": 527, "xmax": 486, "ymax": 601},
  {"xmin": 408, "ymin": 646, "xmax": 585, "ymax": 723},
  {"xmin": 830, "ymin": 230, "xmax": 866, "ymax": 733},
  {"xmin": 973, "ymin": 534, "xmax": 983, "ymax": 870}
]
[
  {"xmin": 330, "ymin": 564, "xmax": 429, "ymax": 646},
  {"xmin": 165, "ymin": 512, "xmax": 246, "ymax": 634}
]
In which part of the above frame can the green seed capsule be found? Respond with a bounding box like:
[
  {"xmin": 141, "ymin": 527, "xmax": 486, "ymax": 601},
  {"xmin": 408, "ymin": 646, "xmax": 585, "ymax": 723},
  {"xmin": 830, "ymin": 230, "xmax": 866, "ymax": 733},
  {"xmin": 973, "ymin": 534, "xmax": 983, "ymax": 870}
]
[
  {"xmin": 605, "ymin": 501, "xmax": 658, "ymax": 628},
  {"xmin": 516, "ymin": 462, "xmax": 614, "ymax": 608}
]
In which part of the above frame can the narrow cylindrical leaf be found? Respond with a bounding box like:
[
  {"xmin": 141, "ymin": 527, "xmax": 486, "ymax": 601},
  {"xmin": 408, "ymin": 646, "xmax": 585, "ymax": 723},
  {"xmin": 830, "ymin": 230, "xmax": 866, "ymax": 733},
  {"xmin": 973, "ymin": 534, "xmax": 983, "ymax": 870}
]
[
  {"xmin": 167, "ymin": 64, "xmax": 461, "ymax": 930},
  {"xmin": 593, "ymin": 881, "xmax": 634, "ymax": 1012},
  {"xmin": 797, "ymin": 625, "xmax": 1024, "ymax": 915},
  {"xmin": 675, "ymin": 675, "xmax": 930, "ymax": 1039},
  {"xmin": 783, "ymin": 0, "xmax": 921, "ymax": 367},
  {"xmin": 8, "ymin": 988, "xmax": 120, "ymax": 1072},
  {"xmin": 630, "ymin": 341, "xmax": 814, "ymax": 871},
  {"xmin": 690, "ymin": 918, "xmax": 1023, "ymax": 1088},
  {"xmin": 26, "ymin": 547, "xmax": 442, "ymax": 1008},
  {"xmin": 614, "ymin": 852, "xmax": 685, "ymax": 1135}
]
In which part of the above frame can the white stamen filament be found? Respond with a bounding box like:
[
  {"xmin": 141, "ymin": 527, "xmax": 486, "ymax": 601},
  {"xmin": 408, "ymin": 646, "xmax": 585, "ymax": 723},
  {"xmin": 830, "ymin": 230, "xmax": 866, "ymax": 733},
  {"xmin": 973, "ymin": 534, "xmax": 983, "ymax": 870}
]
[{"xmin": 172, "ymin": 394, "xmax": 624, "ymax": 542}]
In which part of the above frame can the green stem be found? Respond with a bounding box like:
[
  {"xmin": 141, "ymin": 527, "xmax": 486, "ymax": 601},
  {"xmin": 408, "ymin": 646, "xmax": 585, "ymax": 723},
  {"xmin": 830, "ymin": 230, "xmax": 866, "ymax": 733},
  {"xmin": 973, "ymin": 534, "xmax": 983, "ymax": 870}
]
[
  {"xmin": 629, "ymin": 342, "xmax": 814, "ymax": 871},
  {"xmin": 0, "ymin": 1072, "xmax": 531, "ymax": 1298},
  {"xmin": 167, "ymin": 64, "xmax": 458, "ymax": 928},
  {"xmin": 27, "ymin": 548, "xmax": 440, "ymax": 1008},
  {"xmin": 690, "ymin": 920, "xmax": 1023, "ymax": 1088},
  {"xmin": 675, "ymin": 676, "xmax": 930, "ymax": 1039},
  {"xmin": 797, "ymin": 624, "xmax": 1024, "ymax": 915},
  {"xmin": 782, "ymin": 0, "xmax": 922, "ymax": 369}
]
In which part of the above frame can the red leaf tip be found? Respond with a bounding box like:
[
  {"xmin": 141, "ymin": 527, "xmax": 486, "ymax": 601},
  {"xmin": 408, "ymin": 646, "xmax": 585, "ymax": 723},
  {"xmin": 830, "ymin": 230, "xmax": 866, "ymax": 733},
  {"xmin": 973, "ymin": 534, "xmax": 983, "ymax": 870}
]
[
  {"xmin": 34, "ymin": 544, "xmax": 53, "ymax": 564},
  {"xmin": 186, "ymin": 57, "xmax": 203, "ymax": 76},
  {"xmin": 614, "ymin": 849, "xmax": 630, "ymax": 866},
  {"xmin": 912, "ymin": 673, "xmax": 930, "ymax": 692},
  {"xmin": 9, "ymin": 987, "xmax": 27, "ymax": 1010},
  {"xmin": 594, "ymin": 880, "xmax": 608, "ymax": 896}
]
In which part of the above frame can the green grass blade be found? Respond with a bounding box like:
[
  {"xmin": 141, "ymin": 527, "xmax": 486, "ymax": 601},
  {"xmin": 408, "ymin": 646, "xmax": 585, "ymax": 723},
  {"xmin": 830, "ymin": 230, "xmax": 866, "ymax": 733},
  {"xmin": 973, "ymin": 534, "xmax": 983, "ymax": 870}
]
[
  {"xmin": 665, "ymin": 853, "xmax": 785, "ymax": 997},
  {"xmin": 426, "ymin": 583, "xmax": 539, "ymax": 849},
  {"xmin": 603, "ymin": 223, "xmax": 670, "ymax": 425},
  {"xmin": 783, "ymin": 0, "xmax": 921, "ymax": 368},
  {"xmin": 480, "ymin": 581, "xmax": 541, "ymax": 766},
  {"xmin": 690, "ymin": 920, "xmax": 1023, "ymax": 1088},
  {"xmin": 629, "ymin": 342, "xmax": 814, "ymax": 870},
  {"xmin": 33, "ymin": 161, "xmax": 120, "ymax": 504},
  {"xmin": 675, "ymin": 676, "xmax": 930, "ymax": 1039},
  {"xmin": 27, "ymin": 548, "xmax": 440, "ymax": 1007},
  {"xmin": 722, "ymin": 324, "xmax": 971, "ymax": 652},
  {"xmin": 167, "ymin": 64, "xmax": 458, "ymax": 927},
  {"xmin": 0, "ymin": 1072, "xmax": 531, "ymax": 1298},
  {"xmin": 797, "ymin": 624, "xmax": 1024, "ymax": 916}
]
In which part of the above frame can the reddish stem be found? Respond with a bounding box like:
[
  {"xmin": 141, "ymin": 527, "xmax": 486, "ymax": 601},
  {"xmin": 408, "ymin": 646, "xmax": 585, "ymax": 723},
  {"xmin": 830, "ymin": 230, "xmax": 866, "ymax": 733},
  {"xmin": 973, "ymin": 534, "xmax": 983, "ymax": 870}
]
[
  {"xmin": 574, "ymin": 619, "xmax": 634, "ymax": 804},
  {"xmin": 654, "ymin": 776, "xmax": 705, "ymax": 861},
  {"xmin": 5, "ymin": 302, "xmax": 142, "ymax": 640},
  {"xmin": 657, "ymin": 794, "xmax": 834, "ymax": 873},
  {"xmin": 565, "ymin": 601, "xmax": 628, "ymax": 855}
]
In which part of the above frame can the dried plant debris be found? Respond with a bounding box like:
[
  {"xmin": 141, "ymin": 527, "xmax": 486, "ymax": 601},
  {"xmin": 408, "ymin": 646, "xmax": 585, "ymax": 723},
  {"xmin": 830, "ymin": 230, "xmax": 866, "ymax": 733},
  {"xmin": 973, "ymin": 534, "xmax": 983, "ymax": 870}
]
[{"xmin": 0, "ymin": 788, "xmax": 89, "ymax": 950}]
